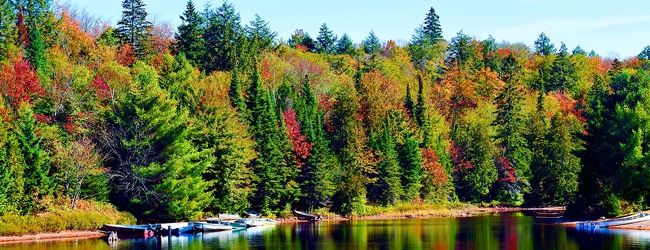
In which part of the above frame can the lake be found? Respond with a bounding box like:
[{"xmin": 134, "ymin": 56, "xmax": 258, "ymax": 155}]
[{"xmin": 3, "ymin": 213, "xmax": 650, "ymax": 250}]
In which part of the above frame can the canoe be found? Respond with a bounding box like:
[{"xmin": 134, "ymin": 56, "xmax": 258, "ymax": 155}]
[
  {"xmin": 577, "ymin": 213, "xmax": 650, "ymax": 228},
  {"xmin": 293, "ymin": 210, "xmax": 321, "ymax": 221},
  {"xmin": 193, "ymin": 222, "xmax": 233, "ymax": 232},
  {"xmin": 102, "ymin": 224, "xmax": 155, "ymax": 238},
  {"xmin": 234, "ymin": 218, "xmax": 266, "ymax": 227},
  {"xmin": 219, "ymin": 214, "xmax": 241, "ymax": 222}
]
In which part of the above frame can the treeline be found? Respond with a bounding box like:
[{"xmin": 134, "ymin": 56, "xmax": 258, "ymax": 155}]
[{"xmin": 0, "ymin": 0, "xmax": 648, "ymax": 221}]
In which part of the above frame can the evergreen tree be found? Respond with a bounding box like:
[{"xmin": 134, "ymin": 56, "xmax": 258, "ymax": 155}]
[
  {"xmin": 335, "ymin": 34, "xmax": 355, "ymax": 55},
  {"xmin": 362, "ymin": 31, "xmax": 381, "ymax": 55},
  {"xmin": 399, "ymin": 134, "xmax": 424, "ymax": 201},
  {"xmin": 15, "ymin": 104, "xmax": 51, "ymax": 213},
  {"xmin": 315, "ymin": 23, "xmax": 336, "ymax": 54},
  {"xmin": 411, "ymin": 7, "xmax": 442, "ymax": 46},
  {"xmin": 101, "ymin": 63, "xmax": 212, "ymax": 220},
  {"xmin": 198, "ymin": 106, "xmax": 255, "ymax": 213},
  {"xmin": 534, "ymin": 32, "xmax": 555, "ymax": 56},
  {"xmin": 371, "ymin": 118, "xmax": 402, "ymax": 205},
  {"xmin": 116, "ymin": 0, "xmax": 152, "ymax": 59},
  {"xmin": 0, "ymin": 0, "xmax": 16, "ymax": 60},
  {"xmin": 202, "ymin": 2, "xmax": 243, "ymax": 72},
  {"xmin": 493, "ymin": 54, "xmax": 531, "ymax": 205},
  {"xmin": 549, "ymin": 43, "xmax": 576, "ymax": 92},
  {"xmin": 415, "ymin": 75, "xmax": 427, "ymax": 127},
  {"xmin": 542, "ymin": 114, "xmax": 581, "ymax": 205},
  {"xmin": 404, "ymin": 83, "xmax": 415, "ymax": 118},
  {"xmin": 229, "ymin": 68, "xmax": 246, "ymax": 111},
  {"xmin": 573, "ymin": 45, "xmax": 587, "ymax": 55},
  {"xmin": 288, "ymin": 29, "xmax": 316, "ymax": 52},
  {"xmin": 246, "ymin": 14, "xmax": 276, "ymax": 51},
  {"xmin": 295, "ymin": 78, "xmax": 337, "ymax": 210},
  {"xmin": 175, "ymin": 0, "xmax": 205, "ymax": 66}
]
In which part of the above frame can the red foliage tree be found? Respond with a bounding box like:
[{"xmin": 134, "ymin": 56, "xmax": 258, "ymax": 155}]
[
  {"xmin": 0, "ymin": 58, "xmax": 45, "ymax": 107},
  {"xmin": 450, "ymin": 142, "xmax": 474, "ymax": 173},
  {"xmin": 116, "ymin": 44, "xmax": 136, "ymax": 66},
  {"xmin": 16, "ymin": 8, "xmax": 29, "ymax": 46},
  {"xmin": 283, "ymin": 108, "xmax": 312, "ymax": 167},
  {"xmin": 496, "ymin": 156, "xmax": 517, "ymax": 184},
  {"xmin": 92, "ymin": 76, "xmax": 112, "ymax": 100},
  {"xmin": 422, "ymin": 148, "xmax": 449, "ymax": 186}
]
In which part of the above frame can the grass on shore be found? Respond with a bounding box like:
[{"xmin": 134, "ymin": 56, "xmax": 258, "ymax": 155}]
[
  {"xmin": 0, "ymin": 199, "xmax": 135, "ymax": 236},
  {"xmin": 311, "ymin": 201, "xmax": 478, "ymax": 219}
]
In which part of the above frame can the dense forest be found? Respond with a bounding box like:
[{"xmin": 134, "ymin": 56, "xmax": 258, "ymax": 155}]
[{"xmin": 0, "ymin": 0, "xmax": 648, "ymax": 223}]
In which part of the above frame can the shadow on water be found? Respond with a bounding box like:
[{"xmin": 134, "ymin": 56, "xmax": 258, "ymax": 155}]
[{"xmin": 3, "ymin": 213, "xmax": 650, "ymax": 250}]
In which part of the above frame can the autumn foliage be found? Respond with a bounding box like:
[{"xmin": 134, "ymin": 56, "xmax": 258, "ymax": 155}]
[
  {"xmin": 283, "ymin": 108, "xmax": 312, "ymax": 167},
  {"xmin": 0, "ymin": 58, "xmax": 44, "ymax": 107}
]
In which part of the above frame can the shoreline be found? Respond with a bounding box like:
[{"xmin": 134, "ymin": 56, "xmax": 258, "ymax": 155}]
[{"xmin": 0, "ymin": 231, "xmax": 107, "ymax": 245}]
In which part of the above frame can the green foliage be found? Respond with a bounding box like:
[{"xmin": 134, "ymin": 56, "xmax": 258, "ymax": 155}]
[
  {"xmin": 0, "ymin": 0, "xmax": 16, "ymax": 59},
  {"xmin": 202, "ymin": 2, "xmax": 243, "ymax": 72},
  {"xmin": 246, "ymin": 14, "xmax": 276, "ymax": 51},
  {"xmin": 549, "ymin": 43, "xmax": 577, "ymax": 92},
  {"xmin": 175, "ymin": 0, "xmax": 205, "ymax": 66},
  {"xmin": 362, "ymin": 31, "xmax": 381, "ymax": 55},
  {"xmin": 534, "ymin": 32, "xmax": 555, "ymax": 56},
  {"xmin": 370, "ymin": 118, "xmax": 403, "ymax": 205},
  {"xmin": 101, "ymin": 63, "xmax": 212, "ymax": 221},
  {"xmin": 116, "ymin": 0, "xmax": 153, "ymax": 59},
  {"xmin": 335, "ymin": 34, "xmax": 355, "ymax": 55},
  {"xmin": 399, "ymin": 135, "xmax": 424, "ymax": 201},
  {"xmin": 316, "ymin": 23, "xmax": 337, "ymax": 54}
]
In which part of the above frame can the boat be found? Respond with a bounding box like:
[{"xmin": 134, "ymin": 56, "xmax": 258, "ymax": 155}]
[
  {"xmin": 244, "ymin": 210, "xmax": 261, "ymax": 218},
  {"xmin": 260, "ymin": 218, "xmax": 277, "ymax": 225},
  {"xmin": 193, "ymin": 222, "xmax": 233, "ymax": 232},
  {"xmin": 293, "ymin": 210, "xmax": 321, "ymax": 221},
  {"xmin": 216, "ymin": 221, "xmax": 249, "ymax": 229},
  {"xmin": 234, "ymin": 218, "xmax": 266, "ymax": 227},
  {"xmin": 219, "ymin": 214, "xmax": 241, "ymax": 222},
  {"xmin": 158, "ymin": 222, "xmax": 194, "ymax": 235},
  {"xmin": 576, "ymin": 213, "xmax": 650, "ymax": 228},
  {"xmin": 102, "ymin": 224, "xmax": 156, "ymax": 238}
]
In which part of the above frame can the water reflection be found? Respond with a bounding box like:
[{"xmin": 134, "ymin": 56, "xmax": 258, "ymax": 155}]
[{"xmin": 3, "ymin": 213, "xmax": 650, "ymax": 250}]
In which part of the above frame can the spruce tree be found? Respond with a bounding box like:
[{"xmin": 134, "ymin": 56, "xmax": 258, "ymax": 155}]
[
  {"xmin": 534, "ymin": 32, "xmax": 555, "ymax": 56},
  {"xmin": 175, "ymin": 0, "xmax": 205, "ymax": 66},
  {"xmin": 362, "ymin": 31, "xmax": 381, "ymax": 54},
  {"xmin": 246, "ymin": 14, "xmax": 276, "ymax": 51},
  {"xmin": 116, "ymin": 0, "xmax": 152, "ymax": 59},
  {"xmin": 399, "ymin": 134, "xmax": 424, "ymax": 201},
  {"xmin": 203, "ymin": 2, "xmax": 243, "ymax": 72},
  {"xmin": 335, "ymin": 34, "xmax": 354, "ymax": 55},
  {"xmin": 371, "ymin": 118, "xmax": 402, "ymax": 205},
  {"xmin": 316, "ymin": 23, "xmax": 336, "ymax": 54},
  {"xmin": 573, "ymin": 45, "xmax": 587, "ymax": 55},
  {"xmin": 15, "ymin": 104, "xmax": 51, "ymax": 212},
  {"xmin": 549, "ymin": 43, "xmax": 576, "ymax": 92},
  {"xmin": 411, "ymin": 7, "xmax": 442, "ymax": 46},
  {"xmin": 229, "ymin": 68, "xmax": 246, "ymax": 111},
  {"xmin": 493, "ymin": 54, "xmax": 531, "ymax": 205}
]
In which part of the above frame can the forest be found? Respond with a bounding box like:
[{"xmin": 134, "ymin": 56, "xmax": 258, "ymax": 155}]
[{"xmin": 0, "ymin": 0, "xmax": 649, "ymax": 229}]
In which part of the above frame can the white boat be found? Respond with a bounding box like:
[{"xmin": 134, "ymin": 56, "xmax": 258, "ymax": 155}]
[
  {"xmin": 234, "ymin": 218, "xmax": 266, "ymax": 227},
  {"xmin": 577, "ymin": 213, "xmax": 650, "ymax": 228},
  {"xmin": 219, "ymin": 213, "xmax": 241, "ymax": 222},
  {"xmin": 193, "ymin": 222, "xmax": 233, "ymax": 232}
]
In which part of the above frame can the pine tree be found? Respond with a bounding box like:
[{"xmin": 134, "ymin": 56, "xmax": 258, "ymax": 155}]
[
  {"xmin": 246, "ymin": 14, "xmax": 276, "ymax": 51},
  {"xmin": 639, "ymin": 46, "xmax": 650, "ymax": 60},
  {"xmin": 572, "ymin": 45, "xmax": 587, "ymax": 55},
  {"xmin": 534, "ymin": 32, "xmax": 555, "ymax": 56},
  {"xmin": 316, "ymin": 23, "xmax": 336, "ymax": 54},
  {"xmin": 288, "ymin": 29, "xmax": 316, "ymax": 52},
  {"xmin": 542, "ymin": 114, "xmax": 581, "ymax": 205},
  {"xmin": 101, "ymin": 62, "xmax": 212, "ymax": 220},
  {"xmin": 175, "ymin": 0, "xmax": 205, "ymax": 66},
  {"xmin": 203, "ymin": 2, "xmax": 243, "ymax": 72},
  {"xmin": 493, "ymin": 54, "xmax": 531, "ymax": 205},
  {"xmin": 415, "ymin": 75, "xmax": 427, "ymax": 127},
  {"xmin": 335, "ymin": 34, "xmax": 354, "ymax": 55},
  {"xmin": 116, "ymin": 0, "xmax": 152, "ymax": 59},
  {"xmin": 362, "ymin": 31, "xmax": 381, "ymax": 55},
  {"xmin": 0, "ymin": 0, "xmax": 16, "ymax": 60},
  {"xmin": 549, "ymin": 43, "xmax": 576, "ymax": 92},
  {"xmin": 404, "ymin": 83, "xmax": 415, "ymax": 118}
]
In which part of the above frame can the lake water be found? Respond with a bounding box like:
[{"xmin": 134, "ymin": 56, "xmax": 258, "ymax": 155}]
[{"xmin": 3, "ymin": 213, "xmax": 650, "ymax": 250}]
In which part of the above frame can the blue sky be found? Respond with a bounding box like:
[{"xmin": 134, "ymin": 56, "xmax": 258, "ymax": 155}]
[{"xmin": 64, "ymin": 0, "xmax": 650, "ymax": 58}]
